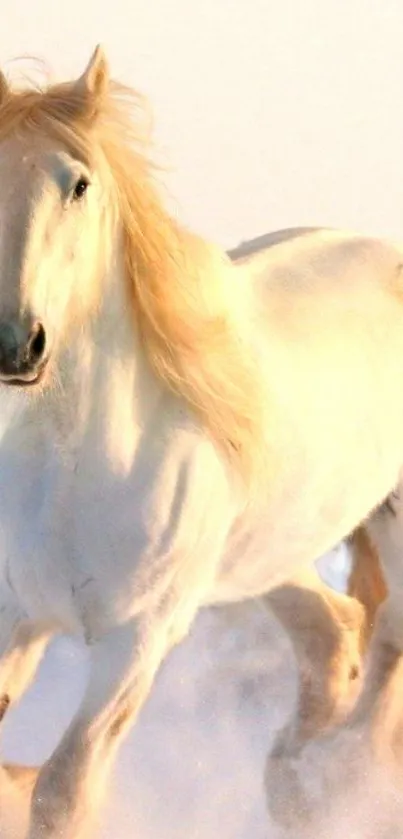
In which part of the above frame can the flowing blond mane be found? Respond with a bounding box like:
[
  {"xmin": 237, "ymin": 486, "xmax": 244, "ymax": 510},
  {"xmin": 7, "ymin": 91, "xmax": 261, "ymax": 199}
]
[{"xmin": 0, "ymin": 64, "xmax": 268, "ymax": 490}]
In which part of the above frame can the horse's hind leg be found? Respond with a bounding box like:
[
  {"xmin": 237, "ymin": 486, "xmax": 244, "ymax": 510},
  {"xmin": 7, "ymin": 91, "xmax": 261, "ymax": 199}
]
[
  {"xmin": 269, "ymin": 494, "xmax": 403, "ymax": 825},
  {"xmin": 264, "ymin": 533, "xmax": 386, "ymax": 828},
  {"xmin": 263, "ymin": 568, "xmax": 363, "ymax": 829},
  {"xmin": 347, "ymin": 525, "xmax": 388, "ymax": 650},
  {"xmin": 265, "ymin": 567, "xmax": 366, "ymax": 748},
  {"xmin": 340, "ymin": 492, "xmax": 403, "ymax": 755}
]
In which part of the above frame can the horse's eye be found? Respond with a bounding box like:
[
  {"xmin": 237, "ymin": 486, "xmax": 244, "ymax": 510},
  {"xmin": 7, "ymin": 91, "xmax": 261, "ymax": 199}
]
[{"xmin": 72, "ymin": 177, "xmax": 90, "ymax": 201}]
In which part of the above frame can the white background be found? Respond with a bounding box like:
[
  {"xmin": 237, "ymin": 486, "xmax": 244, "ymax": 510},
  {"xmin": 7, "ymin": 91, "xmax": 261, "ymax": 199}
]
[{"xmin": 0, "ymin": 0, "xmax": 403, "ymax": 247}]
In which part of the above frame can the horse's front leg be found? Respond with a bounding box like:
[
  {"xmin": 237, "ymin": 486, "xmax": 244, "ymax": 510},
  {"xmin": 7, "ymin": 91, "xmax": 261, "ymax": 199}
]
[
  {"xmin": 0, "ymin": 585, "xmax": 52, "ymax": 724},
  {"xmin": 0, "ymin": 587, "xmax": 53, "ymax": 802},
  {"xmin": 27, "ymin": 599, "xmax": 198, "ymax": 839},
  {"xmin": 0, "ymin": 621, "xmax": 53, "ymax": 725},
  {"xmin": 0, "ymin": 585, "xmax": 23, "ymax": 702},
  {"xmin": 0, "ymin": 623, "xmax": 53, "ymax": 800}
]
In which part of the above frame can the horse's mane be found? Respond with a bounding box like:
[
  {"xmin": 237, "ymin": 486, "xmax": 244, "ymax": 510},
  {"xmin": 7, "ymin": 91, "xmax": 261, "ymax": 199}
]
[{"xmin": 0, "ymin": 66, "xmax": 268, "ymax": 491}]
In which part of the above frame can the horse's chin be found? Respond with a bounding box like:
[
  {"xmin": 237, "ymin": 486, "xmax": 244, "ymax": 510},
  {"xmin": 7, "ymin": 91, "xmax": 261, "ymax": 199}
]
[
  {"xmin": 0, "ymin": 385, "xmax": 31, "ymax": 442},
  {"xmin": 0, "ymin": 359, "xmax": 49, "ymax": 390}
]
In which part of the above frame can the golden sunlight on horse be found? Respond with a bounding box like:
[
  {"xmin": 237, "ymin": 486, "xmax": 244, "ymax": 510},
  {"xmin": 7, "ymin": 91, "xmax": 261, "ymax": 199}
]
[{"xmin": 1, "ymin": 45, "xmax": 403, "ymax": 838}]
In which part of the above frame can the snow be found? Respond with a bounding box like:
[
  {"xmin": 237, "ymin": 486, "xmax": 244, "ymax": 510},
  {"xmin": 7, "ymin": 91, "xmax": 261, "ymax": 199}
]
[{"xmin": 1, "ymin": 545, "xmax": 403, "ymax": 838}]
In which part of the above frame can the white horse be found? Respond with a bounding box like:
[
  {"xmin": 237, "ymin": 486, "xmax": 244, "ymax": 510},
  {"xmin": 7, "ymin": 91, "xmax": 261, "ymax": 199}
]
[{"xmin": 2, "ymin": 45, "xmax": 403, "ymax": 837}]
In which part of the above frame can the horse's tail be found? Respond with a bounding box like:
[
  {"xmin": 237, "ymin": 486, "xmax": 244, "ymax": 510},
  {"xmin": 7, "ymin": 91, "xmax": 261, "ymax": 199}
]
[{"xmin": 347, "ymin": 525, "xmax": 388, "ymax": 652}]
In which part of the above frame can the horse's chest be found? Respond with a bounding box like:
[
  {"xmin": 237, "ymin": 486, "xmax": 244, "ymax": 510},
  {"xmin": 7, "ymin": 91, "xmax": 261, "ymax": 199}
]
[
  {"xmin": 0, "ymin": 447, "xmax": 81, "ymax": 627},
  {"xmin": 0, "ymin": 445, "xmax": 166, "ymax": 632}
]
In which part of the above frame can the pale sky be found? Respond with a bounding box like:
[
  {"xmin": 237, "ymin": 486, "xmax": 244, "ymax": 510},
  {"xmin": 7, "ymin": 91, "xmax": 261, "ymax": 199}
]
[{"xmin": 0, "ymin": 0, "xmax": 402, "ymax": 248}]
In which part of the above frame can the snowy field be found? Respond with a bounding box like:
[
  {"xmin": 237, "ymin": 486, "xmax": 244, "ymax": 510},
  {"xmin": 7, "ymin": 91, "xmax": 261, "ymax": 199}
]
[{"xmin": 1, "ymin": 545, "xmax": 403, "ymax": 838}]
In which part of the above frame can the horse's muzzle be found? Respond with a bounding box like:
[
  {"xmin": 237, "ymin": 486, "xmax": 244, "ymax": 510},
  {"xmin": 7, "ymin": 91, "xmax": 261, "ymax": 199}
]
[{"xmin": 0, "ymin": 318, "xmax": 48, "ymax": 387}]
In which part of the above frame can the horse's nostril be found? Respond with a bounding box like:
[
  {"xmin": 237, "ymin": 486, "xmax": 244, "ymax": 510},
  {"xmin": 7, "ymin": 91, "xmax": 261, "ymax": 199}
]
[
  {"xmin": 28, "ymin": 322, "xmax": 46, "ymax": 363},
  {"xmin": 0, "ymin": 318, "xmax": 47, "ymax": 380}
]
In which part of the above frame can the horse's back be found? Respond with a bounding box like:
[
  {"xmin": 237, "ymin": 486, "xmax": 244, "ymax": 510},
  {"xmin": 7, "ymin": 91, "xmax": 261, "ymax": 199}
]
[
  {"xmin": 229, "ymin": 226, "xmax": 403, "ymax": 283},
  {"xmin": 227, "ymin": 227, "xmax": 322, "ymax": 263}
]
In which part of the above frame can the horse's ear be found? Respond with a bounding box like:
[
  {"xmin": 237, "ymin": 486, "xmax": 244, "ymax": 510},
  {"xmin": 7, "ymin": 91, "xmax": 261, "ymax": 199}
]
[
  {"xmin": 73, "ymin": 45, "xmax": 109, "ymax": 117},
  {"xmin": 0, "ymin": 69, "xmax": 9, "ymax": 105}
]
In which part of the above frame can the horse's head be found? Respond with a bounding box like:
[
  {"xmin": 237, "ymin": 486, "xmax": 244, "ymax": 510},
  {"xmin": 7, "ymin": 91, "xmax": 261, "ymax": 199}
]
[
  {"xmin": 0, "ymin": 47, "xmax": 265, "ymax": 488},
  {"xmin": 0, "ymin": 47, "xmax": 114, "ymax": 389}
]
